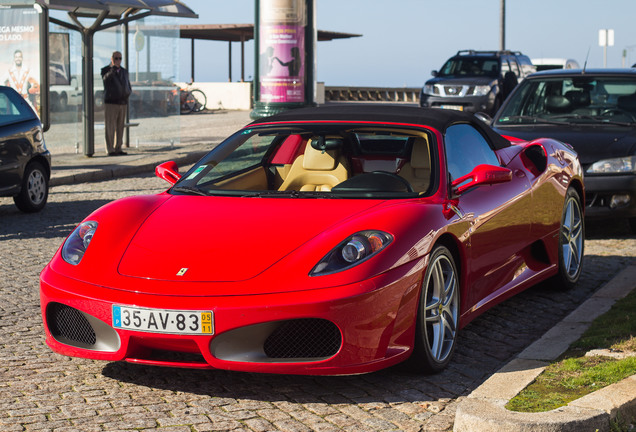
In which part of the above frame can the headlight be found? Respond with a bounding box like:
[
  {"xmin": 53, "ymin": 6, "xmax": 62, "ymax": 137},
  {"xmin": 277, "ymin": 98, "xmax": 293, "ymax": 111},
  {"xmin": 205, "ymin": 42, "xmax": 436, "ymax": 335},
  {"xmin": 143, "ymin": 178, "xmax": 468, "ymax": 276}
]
[
  {"xmin": 586, "ymin": 156, "xmax": 636, "ymax": 174},
  {"xmin": 62, "ymin": 221, "xmax": 98, "ymax": 265},
  {"xmin": 310, "ymin": 230, "xmax": 393, "ymax": 276},
  {"xmin": 472, "ymin": 85, "xmax": 492, "ymax": 96},
  {"xmin": 423, "ymin": 84, "xmax": 438, "ymax": 95}
]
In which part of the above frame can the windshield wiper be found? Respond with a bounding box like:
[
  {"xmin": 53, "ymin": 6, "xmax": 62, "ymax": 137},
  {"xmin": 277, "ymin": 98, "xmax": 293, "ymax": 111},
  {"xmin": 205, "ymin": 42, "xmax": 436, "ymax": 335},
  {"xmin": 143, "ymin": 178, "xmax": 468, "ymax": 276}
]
[
  {"xmin": 244, "ymin": 190, "xmax": 337, "ymax": 198},
  {"xmin": 171, "ymin": 185, "xmax": 208, "ymax": 196},
  {"xmin": 497, "ymin": 115, "xmax": 567, "ymax": 125},
  {"xmin": 548, "ymin": 113, "xmax": 635, "ymax": 126}
]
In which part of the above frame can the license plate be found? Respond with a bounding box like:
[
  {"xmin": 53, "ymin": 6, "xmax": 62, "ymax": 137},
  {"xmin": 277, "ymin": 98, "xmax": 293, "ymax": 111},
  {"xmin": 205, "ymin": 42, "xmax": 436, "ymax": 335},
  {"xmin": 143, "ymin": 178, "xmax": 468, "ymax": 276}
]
[
  {"xmin": 440, "ymin": 105, "xmax": 464, "ymax": 111},
  {"xmin": 112, "ymin": 305, "xmax": 214, "ymax": 335}
]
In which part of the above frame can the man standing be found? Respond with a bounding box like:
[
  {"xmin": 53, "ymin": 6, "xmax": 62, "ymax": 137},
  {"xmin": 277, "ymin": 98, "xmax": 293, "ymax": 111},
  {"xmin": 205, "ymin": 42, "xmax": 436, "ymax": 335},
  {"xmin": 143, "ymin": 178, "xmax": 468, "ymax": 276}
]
[
  {"xmin": 101, "ymin": 51, "xmax": 131, "ymax": 156},
  {"xmin": 4, "ymin": 49, "xmax": 40, "ymax": 112}
]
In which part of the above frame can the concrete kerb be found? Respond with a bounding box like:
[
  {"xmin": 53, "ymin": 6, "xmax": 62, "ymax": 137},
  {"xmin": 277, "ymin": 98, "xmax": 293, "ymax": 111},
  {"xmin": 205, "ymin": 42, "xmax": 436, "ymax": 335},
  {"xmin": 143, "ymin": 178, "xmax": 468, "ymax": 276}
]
[
  {"xmin": 453, "ymin": 265, "xmax": 636, "ymax": 432},
  {"xmin": 49, "ymin": 144, "xmax": 210, "ymax": 187}
]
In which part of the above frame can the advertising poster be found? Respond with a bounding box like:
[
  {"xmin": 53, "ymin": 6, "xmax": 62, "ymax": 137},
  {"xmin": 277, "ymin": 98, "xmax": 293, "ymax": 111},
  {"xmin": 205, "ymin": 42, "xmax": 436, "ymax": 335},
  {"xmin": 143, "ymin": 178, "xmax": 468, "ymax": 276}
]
[
  {"xmin": 259, "ymin": 0, "xmax": 305, "ymax": 103},
  {"xmin": 49, "ymin": 32, "xmax": 70, "ymax": 86},
  {"xmin": 0, "ymin": 5, "xmax": 41, "ymax": 115}
]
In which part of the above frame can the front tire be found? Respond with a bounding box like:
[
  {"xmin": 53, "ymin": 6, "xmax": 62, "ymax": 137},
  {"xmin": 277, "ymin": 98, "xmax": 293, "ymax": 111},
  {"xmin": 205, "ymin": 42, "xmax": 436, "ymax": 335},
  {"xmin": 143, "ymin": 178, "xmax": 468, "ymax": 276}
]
[
  {"xmin": 14, "ymin": 161, "xmax": 48, "ymax": 213},
  {"xmin": 405, "ymin": 245, "xmax": 460, "ymax": 373},
  {"xmin": 551, "ymin": 187, "xmax": 584, "ymax": 289}
]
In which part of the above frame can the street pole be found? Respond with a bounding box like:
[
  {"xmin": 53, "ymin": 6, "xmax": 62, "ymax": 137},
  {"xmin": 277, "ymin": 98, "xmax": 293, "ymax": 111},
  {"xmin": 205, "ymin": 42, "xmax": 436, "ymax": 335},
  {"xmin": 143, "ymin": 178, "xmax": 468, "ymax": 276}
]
[{"xmin": 500, "ymin": 0, "xmax": 505, "ymax": 51}]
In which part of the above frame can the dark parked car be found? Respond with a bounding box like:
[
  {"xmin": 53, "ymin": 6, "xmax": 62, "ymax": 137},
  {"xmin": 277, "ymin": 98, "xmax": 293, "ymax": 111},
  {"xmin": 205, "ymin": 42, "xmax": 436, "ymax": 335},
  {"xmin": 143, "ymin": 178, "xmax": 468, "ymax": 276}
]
[
  {"xmin": 492, "ymin": 68, "xmax": 636, "ymax": 230},
  {"xmin": 0, "ymin": 85, "xmax": 51, "ymax": 212},
  {"xmin": 420, "ymin": 50, "xmax": 535, "ymax": 115}
]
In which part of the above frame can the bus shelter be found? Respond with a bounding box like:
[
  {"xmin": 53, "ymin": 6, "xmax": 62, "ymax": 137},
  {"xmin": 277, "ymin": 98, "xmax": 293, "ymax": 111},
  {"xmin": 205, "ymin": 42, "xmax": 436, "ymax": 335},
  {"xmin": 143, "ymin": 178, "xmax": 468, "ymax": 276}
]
[{"xmin": 2, "ymin": 0, "xmax": 197, "ymax": 156}]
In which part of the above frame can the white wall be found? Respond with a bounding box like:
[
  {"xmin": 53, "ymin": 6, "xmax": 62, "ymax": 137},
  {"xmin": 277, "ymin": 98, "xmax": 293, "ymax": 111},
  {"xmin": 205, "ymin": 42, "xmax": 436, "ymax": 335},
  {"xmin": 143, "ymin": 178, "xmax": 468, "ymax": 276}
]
[
  {"xmin": 178, "ymin": 82, "xmax": 326, "ymax": 110},
  {"xmin": 179, "ymin": 82, "xmax": 252, "ymax": 110}
]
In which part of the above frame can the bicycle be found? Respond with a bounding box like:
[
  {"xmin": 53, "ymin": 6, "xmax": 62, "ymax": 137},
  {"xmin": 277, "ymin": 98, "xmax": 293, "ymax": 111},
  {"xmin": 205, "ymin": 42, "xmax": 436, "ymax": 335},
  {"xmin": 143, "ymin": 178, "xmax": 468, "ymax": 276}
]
[{"xmin": 179, "ymin": 84, "xmax": 207, "ymax": 114}]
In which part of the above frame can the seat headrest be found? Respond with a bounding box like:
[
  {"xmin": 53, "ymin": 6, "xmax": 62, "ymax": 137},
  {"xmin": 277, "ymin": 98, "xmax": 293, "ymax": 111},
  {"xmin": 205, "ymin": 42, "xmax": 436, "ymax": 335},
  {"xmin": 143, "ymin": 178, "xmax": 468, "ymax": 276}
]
[
  {"xmin": 303, "ymin": 140, "xmax": 338, "ymax": 170},
  {"xmin": 565, "ymin": 90, "xmax": 590, "ymax": 107},
  {"xmin": 546, "ymin": 95, "xmax": 571, "ymax": 112},
  {"xmin": 618, "ymin": 93, "xmax": 636, "ymax": 111},
  {"xmin": 410, "ymin": 137, "xmax": 430, "ymax": 170}
]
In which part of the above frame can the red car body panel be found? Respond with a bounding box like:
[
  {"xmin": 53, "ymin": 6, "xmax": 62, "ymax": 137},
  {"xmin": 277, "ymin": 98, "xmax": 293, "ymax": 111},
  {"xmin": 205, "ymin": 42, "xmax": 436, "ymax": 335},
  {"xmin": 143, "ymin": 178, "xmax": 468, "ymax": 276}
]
[{"xmin": 40, "ymin": 106, "xmax": 583, "ymax": 375}]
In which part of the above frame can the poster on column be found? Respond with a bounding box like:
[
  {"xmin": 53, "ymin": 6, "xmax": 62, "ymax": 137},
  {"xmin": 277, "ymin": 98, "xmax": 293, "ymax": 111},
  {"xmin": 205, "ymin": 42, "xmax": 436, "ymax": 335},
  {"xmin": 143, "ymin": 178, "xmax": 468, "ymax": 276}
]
[
  {"xmin": 259, "ymin": 0, "xmax": 306, "ymax": 103},
  {"xmin": 0, "ymin": 5, "xmax": 41, "ymax": 116}
]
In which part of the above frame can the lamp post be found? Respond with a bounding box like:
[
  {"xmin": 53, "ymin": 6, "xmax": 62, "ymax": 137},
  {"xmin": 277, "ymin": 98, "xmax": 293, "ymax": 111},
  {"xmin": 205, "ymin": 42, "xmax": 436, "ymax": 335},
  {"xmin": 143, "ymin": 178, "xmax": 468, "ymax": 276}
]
[
  {"xmin": 251, "ymin": 0, "xmax": 316, "ymax": 120},
  {"xmin": 599, "ymin": 29, "xmax": 614, "ymax": 68}
]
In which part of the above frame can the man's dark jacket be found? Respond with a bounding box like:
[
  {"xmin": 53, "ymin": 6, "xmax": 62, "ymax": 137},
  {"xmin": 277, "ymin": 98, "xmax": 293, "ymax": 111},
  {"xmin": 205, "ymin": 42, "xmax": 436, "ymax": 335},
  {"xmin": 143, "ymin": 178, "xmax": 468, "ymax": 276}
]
[{"xmin": 101, "ymin": 65, "xmax": 131, "ymax": 105}]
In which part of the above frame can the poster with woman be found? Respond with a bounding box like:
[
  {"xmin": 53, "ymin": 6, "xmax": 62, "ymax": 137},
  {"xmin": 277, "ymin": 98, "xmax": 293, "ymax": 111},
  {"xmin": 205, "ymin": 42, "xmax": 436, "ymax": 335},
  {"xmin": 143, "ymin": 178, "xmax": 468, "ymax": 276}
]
[
  {"xmin": 259, "ymin": 0, "xmax": 306, "ymax": 103},
  {"xmin": 0, "ymin": 5, "xmax": 42, "ymax": 115}
]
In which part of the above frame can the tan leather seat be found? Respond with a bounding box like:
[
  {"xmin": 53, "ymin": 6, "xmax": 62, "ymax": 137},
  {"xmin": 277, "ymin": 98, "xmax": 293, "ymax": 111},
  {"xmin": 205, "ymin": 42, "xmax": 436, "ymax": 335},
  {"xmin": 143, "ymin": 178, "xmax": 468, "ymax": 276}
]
[
  {"xmin": 278, "ymin": 139, "xmax": 349, "ymax": 191},
  {"xmin": 399, "ymin": 136, "xmax": 431, "ymax": 193}
]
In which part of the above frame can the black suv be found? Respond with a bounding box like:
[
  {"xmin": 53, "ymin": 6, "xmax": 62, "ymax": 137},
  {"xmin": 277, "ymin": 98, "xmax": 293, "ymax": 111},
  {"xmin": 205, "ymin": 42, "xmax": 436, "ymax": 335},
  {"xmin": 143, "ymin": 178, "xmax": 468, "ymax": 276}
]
[{"xmin": 419, "ymin": 50, "xmax": 535, "ymax": 115}]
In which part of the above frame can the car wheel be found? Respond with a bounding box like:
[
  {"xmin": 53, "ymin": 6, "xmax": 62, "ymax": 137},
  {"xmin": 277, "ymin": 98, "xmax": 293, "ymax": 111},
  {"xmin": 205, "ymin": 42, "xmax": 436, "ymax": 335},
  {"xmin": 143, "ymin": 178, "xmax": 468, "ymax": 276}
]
[
  {"xmin": 550, "ymin": 187, "xmax": 584, "ymax": 289},
  {"xmin": 405, "ymin": 245, "xmax": 460, "ymax": 373},
  {"xmin": 13, "ymin": 161, "xmax": 49, "ymax": 213}
]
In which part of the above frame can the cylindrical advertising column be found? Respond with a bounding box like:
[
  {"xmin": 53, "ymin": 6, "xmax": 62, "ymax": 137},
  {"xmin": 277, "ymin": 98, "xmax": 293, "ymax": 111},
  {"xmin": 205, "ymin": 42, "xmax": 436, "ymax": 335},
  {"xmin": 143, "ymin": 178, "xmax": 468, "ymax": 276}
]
[{"xmin": 251, "ymin": 0, "xmax": 315, "ymax": 120}]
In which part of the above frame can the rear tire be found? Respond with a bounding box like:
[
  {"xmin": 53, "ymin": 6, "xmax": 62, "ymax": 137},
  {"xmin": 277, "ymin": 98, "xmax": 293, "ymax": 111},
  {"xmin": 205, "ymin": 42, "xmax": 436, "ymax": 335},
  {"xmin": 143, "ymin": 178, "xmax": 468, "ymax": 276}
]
[
  {"xmin": 550, "ymin": 187, "xmax": 584, "ymax": 289},
  {"xmin": 14, "ymin": 161, "xmax": 48, "ymax": 213},
  {"xmin": 404, "ymin": 245, "xmax": 460, "ymax": 373}
]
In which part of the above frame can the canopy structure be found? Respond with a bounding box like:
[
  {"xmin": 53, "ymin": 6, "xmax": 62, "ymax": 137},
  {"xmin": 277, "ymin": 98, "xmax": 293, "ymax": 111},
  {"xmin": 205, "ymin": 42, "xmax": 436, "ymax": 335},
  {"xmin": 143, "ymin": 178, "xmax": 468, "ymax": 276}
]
[
  {"xmin": 42, "ymin": 0, "xmax": 198, "ymax": 156},
  {"xmin": 179, "ymin": 24, "xmax": 361, "ymax": 82}
]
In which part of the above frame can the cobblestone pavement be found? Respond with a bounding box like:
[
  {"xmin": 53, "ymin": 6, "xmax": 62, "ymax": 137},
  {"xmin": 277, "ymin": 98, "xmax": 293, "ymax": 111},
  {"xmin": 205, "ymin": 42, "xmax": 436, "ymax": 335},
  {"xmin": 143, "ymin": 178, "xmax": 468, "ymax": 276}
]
[{"xmin": 1, "ymin": 173, "xmax": 634, "ymax": 432}]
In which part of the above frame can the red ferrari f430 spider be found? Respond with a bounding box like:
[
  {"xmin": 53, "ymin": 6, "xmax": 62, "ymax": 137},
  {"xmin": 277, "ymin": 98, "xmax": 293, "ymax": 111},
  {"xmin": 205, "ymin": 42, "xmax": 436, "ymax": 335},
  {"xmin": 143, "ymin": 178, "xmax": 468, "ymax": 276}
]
[{"xmin": 40, "ymin": 105, "xmax": 584, "ymax": 375}]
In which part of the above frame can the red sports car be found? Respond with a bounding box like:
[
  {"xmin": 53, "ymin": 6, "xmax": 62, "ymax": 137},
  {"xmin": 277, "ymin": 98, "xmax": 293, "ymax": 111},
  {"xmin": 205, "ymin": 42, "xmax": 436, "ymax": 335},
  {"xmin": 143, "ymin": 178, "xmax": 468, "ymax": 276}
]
[{"xmin": 40, "ymin": 105, "xmax": 584, "ymax": 375}]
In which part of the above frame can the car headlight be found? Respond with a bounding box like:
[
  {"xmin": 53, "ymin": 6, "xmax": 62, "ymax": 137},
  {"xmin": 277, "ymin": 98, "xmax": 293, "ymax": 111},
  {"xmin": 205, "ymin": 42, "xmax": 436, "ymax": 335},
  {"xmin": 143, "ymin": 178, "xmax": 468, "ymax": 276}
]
[
  {"xmin": 423, "ymin": 84, "xmax": 438, "ymax": 95},
  {"xmin": 472, "ymin": 85, "xmax": 492, "ymax": 96},
  {"xmin": 310, "ymin": 230, "xmax": 393, "ymax": 276},
  {"xmin": 62, "ymin": 221, "xmax": 98, "ymax": 265},
  {"xmin": 586, "ymin": 156, "xmax": 636, "ymax": 174}
]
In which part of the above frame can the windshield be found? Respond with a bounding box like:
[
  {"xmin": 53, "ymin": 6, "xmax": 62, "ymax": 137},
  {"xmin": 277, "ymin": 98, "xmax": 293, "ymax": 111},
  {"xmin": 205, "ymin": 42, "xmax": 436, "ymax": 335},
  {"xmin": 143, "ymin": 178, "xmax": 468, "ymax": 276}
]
[
  {"xmin": 495, "ymin": 76, "xmax": 636, "ymax": 125},
  {"xmin": 172, "ymin": 125, "xmax": 435, "ymax": 199},
  {"xmin": 438, "ymin": 57, "xmax": 500, "ymax": 78}
]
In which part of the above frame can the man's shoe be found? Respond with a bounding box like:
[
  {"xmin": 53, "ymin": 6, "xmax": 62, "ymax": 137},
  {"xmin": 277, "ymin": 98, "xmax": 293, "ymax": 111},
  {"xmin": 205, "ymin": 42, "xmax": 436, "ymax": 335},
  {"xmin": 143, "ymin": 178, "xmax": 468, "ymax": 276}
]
[
  {"xmin": 108, "ymin": 152, "xmax": 117, "ymax": 156},
  {"xmin": 116, "ymin": 151, "xmax": 128, "ymax": 156}
]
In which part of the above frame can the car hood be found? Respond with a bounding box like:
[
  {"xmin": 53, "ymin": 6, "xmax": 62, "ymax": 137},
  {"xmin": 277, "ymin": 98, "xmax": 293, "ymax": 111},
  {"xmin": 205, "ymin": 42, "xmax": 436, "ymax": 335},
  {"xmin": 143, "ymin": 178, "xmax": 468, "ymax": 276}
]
[
  {"xmin": 117, "ymin": 195, "xmax": 382, "ymax": 283},
  {"xmin": 493, "ymin": 124, "xmax": 636, "ymax": 165},
  {"xmin": 427, "ymin": 76, "xmax": 496, "ymax": 86}
]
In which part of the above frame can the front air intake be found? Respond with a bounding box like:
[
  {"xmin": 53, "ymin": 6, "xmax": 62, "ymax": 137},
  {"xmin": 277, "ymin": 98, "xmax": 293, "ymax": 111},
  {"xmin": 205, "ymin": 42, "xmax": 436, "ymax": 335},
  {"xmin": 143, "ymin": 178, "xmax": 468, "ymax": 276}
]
[
  {"xmin": 263, "ymin": 318, "xmax": 341, "ymax": 359},
  {"xmin": 47, "ymin": 303, "xmax": 96, "ymax": 346}
]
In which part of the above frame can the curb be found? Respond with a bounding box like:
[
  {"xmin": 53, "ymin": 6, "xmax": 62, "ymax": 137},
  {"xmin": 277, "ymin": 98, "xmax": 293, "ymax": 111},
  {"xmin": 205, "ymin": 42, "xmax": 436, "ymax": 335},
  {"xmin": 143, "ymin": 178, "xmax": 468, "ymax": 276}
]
[
  {"xmin": 49, "ymin": 147, "xmax": 209, "ymax": 187},
  {"xmin": 453, "ymin": 265, "xmax": 636, "ymax": 432}
]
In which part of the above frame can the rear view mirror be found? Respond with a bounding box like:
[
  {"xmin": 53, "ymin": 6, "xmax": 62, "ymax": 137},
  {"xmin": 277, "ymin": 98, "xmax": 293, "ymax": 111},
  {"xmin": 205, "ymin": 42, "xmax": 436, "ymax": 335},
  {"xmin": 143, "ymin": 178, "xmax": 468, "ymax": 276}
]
[
  {"xmin": 155, "ymin": 161, "xmax": 181, "ymax": 185},
  {"xmin": 452, "ymin": 164, "xmax": 512, "ymax": 195}
]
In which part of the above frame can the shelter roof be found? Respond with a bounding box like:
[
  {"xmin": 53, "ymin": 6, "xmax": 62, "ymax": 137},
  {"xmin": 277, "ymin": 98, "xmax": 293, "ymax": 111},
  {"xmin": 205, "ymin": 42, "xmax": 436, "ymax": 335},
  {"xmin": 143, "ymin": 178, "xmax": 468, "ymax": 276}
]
[
  {"xmin": 179, "ymin": 24, "xmax": 361, "ymax": 42},
  {"xmin": 37, "ymin": 0, "xmax": 197, "ymax": 19}
]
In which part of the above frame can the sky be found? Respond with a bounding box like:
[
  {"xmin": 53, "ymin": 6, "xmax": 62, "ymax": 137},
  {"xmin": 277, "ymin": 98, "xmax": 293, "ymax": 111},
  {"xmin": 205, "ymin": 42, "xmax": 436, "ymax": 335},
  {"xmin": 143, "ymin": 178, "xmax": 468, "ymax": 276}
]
[{"xmin": 174, "ymin": 0, "xmax": 636, "ymax": 88}]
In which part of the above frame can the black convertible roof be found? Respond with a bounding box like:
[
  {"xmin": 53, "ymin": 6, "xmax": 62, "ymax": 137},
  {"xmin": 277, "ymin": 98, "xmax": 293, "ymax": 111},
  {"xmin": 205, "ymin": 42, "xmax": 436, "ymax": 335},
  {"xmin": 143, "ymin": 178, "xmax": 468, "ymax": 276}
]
[{"xmin": 252, "ymin": 105, "xmax": 511, "ymax": 149}]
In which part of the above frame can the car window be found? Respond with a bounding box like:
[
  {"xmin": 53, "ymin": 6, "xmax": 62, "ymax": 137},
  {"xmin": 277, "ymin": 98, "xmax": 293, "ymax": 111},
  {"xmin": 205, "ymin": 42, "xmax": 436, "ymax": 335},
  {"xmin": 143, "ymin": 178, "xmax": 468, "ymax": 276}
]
[
  {"xmin": 0, "ymin": 88, "xmax": 34, "ymax": 127},
  {"xmin": 509, "ymin": 59, "xmax": 521, "ymax": 77},
  {"xmin": 445, "ymin": 124, "xmax": 500, "ymax": 181},
  {"xmin": 495, "ymin": 76, "xmax": 636, "ymax": 124},
  {"xmin": 439, "ymin": 57, "xmax": 499, "ymax": 77},
  {"xmin": 186, "ymin": 132, "xmax": 276, "ymax": 185}
]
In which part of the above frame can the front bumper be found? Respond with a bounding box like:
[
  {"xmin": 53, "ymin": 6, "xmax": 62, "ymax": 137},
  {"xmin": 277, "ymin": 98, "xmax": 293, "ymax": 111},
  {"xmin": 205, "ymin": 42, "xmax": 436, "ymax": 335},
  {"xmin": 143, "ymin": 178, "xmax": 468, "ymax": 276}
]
[
  {"xmin": 419, "ymin": 93, "xmax": 496, "ymax": 114},
  {"xmin": 40, "ymin": 258, "xmax": 425, "ymax": 375},
  {"xmin": 584, "ymin": 174, "xmax": 636, "ymax": 220}
]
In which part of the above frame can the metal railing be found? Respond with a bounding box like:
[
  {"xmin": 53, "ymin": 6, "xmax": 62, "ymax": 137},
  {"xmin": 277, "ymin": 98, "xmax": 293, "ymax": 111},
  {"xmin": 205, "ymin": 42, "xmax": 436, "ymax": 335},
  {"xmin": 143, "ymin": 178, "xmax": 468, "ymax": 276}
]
[{"xmin": 325, "ymin": 86, "xmax": 420, "ymax": 103}]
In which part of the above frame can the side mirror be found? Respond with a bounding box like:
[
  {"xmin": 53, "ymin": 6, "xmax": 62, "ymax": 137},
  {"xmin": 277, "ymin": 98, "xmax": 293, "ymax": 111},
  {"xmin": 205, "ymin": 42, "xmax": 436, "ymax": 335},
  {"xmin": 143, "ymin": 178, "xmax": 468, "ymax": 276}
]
[
  {"xmin": 474, "ymin": 112, "xmax": 493, "ymax": 125},
  {"xmin": 431, "ymin": 70, "xmax": 438, "ymax": 77},
  {"xmin": 452, "ymin": 164, "xmax": 512, "ymax": 195},
  {"xmin": 155, "ymin": 161, "xmax": 181, "ymax": 185}
]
